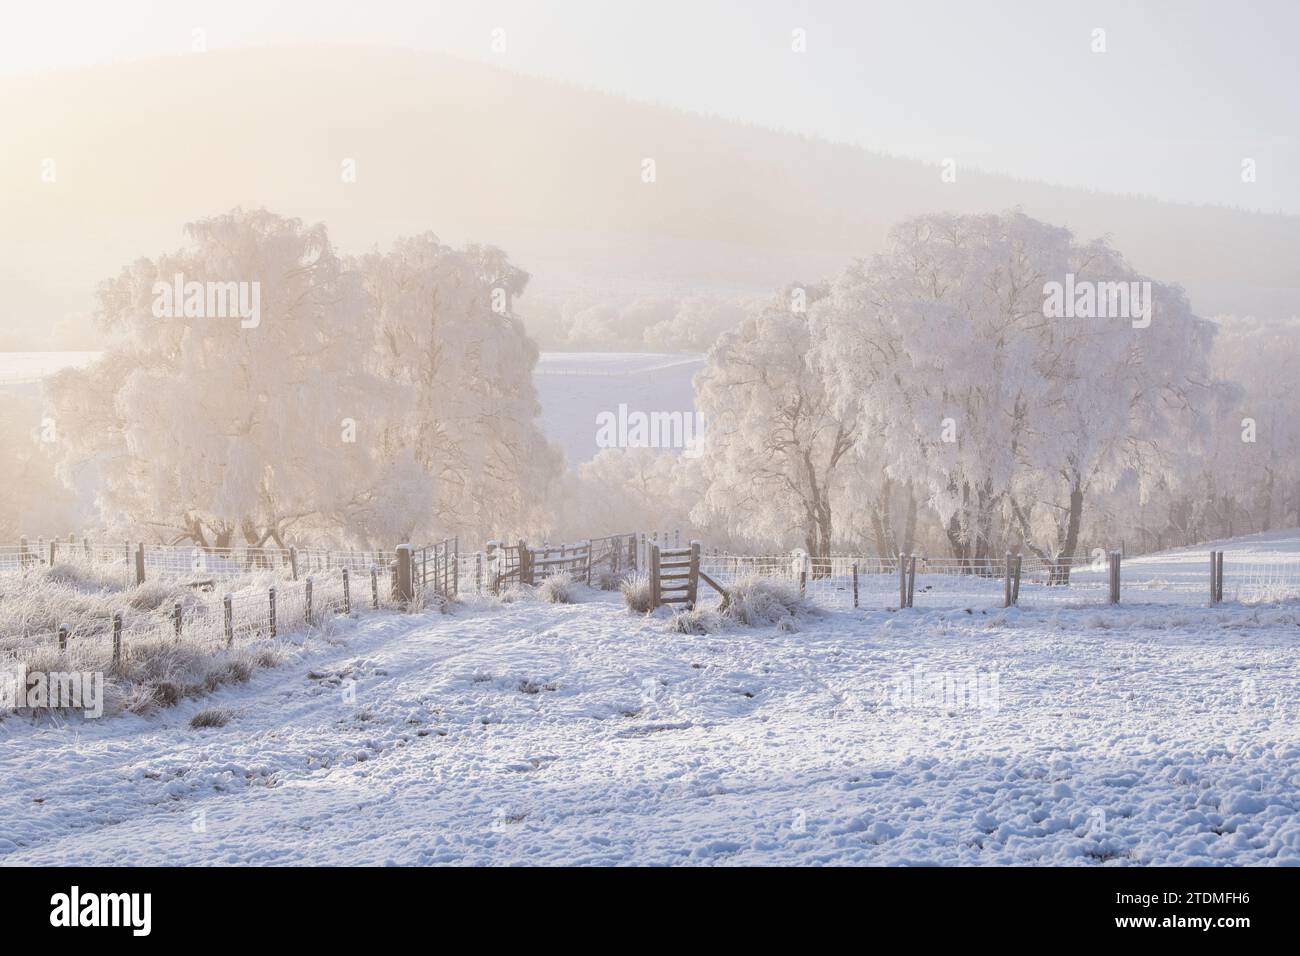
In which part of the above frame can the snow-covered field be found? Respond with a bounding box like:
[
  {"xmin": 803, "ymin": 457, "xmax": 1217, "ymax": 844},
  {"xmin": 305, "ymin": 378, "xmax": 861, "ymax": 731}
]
[
  {"xmin": 533, "ymin": 352, "xmax": 702, "ymax": 465},
  {"xmin": 2, "ymin": 535, "xmax": 1298, "ymax": 866}
]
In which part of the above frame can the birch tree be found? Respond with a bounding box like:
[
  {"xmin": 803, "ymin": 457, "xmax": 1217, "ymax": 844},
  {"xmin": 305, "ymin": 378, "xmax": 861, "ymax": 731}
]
[
  {"xmin": 814, "ymin": 211, "xmax": 1216, "ymax": 573},
  {"xmin": 693, "ymin": 284, "xmax": 858, "ymax": 563},
  {"xmin": 47, "ymin": 210, "xmax": 561, "ymax": 548}
]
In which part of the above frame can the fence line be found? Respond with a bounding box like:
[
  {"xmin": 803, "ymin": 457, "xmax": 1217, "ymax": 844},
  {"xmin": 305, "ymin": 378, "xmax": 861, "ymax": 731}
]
[
  {"xmin": 6, "ymin": 533, "xmax": 1300, "ymax": 644},
  {"xmin": 691, "ymin": 548, "xmax": 1300, "ymax": 612},
  {"xmin": 1, "ymin": 568, "xmax": 395, "ymax": 668}
]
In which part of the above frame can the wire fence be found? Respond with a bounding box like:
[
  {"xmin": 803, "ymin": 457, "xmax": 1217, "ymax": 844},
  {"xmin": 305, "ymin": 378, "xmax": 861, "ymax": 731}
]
[
  {"xmin": 693, "ymin": 548, "xmax": 1300, "ymax": 612},
  {"xmin": 1, "ymin": 567, "xmax": 403, "ymax": 668},
  {"xmin": 0, "ymin": 537, "xmax": 402, "ymax": 588},
  {"xmin": 5, "ymin": 532, "xmax": 1299, "ymax": 667}
]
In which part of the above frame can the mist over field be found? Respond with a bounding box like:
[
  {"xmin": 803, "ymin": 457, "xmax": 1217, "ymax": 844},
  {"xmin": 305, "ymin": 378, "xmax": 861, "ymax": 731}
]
[
  {"xmin": 2, "ymin": 1, "xmax": 1299, "ymax": 887},
  {"xmin": 2, "ymin": 44, "xmax": 1297, "ymax": 349}
]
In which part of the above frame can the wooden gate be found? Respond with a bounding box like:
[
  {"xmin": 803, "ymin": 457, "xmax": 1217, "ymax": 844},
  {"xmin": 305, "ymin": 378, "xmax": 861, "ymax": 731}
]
[{"xmin": 649, "ymin": 541, "xmax": 700, "ymax": 609}]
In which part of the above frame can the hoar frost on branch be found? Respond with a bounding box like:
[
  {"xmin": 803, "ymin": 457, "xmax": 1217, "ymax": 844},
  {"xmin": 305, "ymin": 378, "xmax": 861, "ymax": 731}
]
[
  {"xmin": 46, "ymin": 209, "xmax": 561, "ymax": 548},
  {"xmin": 696, "ymin": 211, "xmax": 1220, "ymax": 567}
]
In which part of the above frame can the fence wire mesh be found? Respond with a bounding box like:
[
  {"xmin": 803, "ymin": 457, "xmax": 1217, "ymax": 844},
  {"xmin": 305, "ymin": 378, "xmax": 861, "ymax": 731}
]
[{"xmin": 6, "ymin": 532, "xmax": 1300, "ymax": 672}]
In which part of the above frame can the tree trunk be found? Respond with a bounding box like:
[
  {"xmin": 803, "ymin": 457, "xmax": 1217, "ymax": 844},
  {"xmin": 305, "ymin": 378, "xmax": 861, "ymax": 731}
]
[
  {"xmin": 901, "ymin": 483, "xmax": 918, "ymax": 557},
  {"xmin": 869, "ymin": 505, "xmax": 891, "ymax": 564},
  {"xmin": 1053, "ymin": 484, "xmax": 1084, "ymax": 585},
  {"xmin": 1260, "ymin": 468, "xmax": 1274, "ymax": 533}
]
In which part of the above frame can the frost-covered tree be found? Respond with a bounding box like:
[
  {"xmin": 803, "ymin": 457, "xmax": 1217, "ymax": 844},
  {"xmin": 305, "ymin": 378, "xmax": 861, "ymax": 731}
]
[
  {"xmin": 47, "ymin": 210, "xmax": 560, "ymax": 548},
  {"xmin": 1199, "ymin": 315, "xmax": 1300, "ymax": 535},
  {"xmin": 547, "ymin": 447, "xmax": 710, "ymax": 543},
  {"xmin": 643, "ymin": 296, "xmax": 751, "ymax": 352},
  {"xmin": 693, "ymin": 284, "xmax": 859, "ymax": 562},
  {"xmin": 0, "ymin": 396, "xmax": 83, "ymax": 540},
  {"xmin": 350, "ymin": 234, "xmax": 562, "ymax": 544},
  {"xmin": 522, "ymin": 291, "xmax": 750, "ymax": 353},
  {"xmin": 814, "ymin": 211, "xmax": 1216, "ymax": 570},
  {"xmin": 48, "ymin": 209, "xmax": 373, "ymax": 548}
]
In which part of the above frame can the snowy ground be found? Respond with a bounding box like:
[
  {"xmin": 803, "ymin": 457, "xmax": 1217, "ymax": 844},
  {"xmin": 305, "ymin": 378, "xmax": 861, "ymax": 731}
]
[
  {"xmin": 3, "ymin": 537, "xmax": 1299, "ymax": 865},
  {"xmin": 533, "ymin": 351, "xmax": 702, "ymax": 465}
]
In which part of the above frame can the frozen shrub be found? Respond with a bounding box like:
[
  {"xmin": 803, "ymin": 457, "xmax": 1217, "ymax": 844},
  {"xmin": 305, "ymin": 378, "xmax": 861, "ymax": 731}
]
[
  {"xmin": 45, "ymin": 561, "xmax": 120, "ymax": 591},
  {"xmin": 0, "ymin": 567, "xmax": 195, "ymax": 643},
  {"xmin": 128, "ymin": 581, "xmax": 187, "ymax": 612},
  {"xmin": 594, "ymin": 568, "xmax": 626, "ymax": 592},
  {"xmin": 621, "ymin": 573, "xmax": 655, "ymax": 613},
  {"xmin": 415, "ymin": 588, "xmax": 453, "ymax": 613},
  {"xmin": 190, "ymin": 707, "xmax": 233, "ymax": 729},
  {"xmin": 720, "ymin": 575, "xmax": 812, "ymax": 627},
  {"xmin": 250, "ymin": 645, "xmax": 285, "ymax": 670},
  {"xmin": 537, "ymin": 574, "xmax": 578, "ymax": 604},
  {"xmin": 498, "ymin": 583, "xmax": 533, "ymax": 604},
  {"xmin": 666, "ymin": 608, "xmax": 721, "ymax": 634}
]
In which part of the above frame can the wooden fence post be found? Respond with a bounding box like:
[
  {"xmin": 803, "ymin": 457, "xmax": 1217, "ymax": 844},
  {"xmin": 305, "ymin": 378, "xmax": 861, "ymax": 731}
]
[
  {"xmin": 1012, "ymin": 554, "xmax": 1022, "ymax": 605},
  {"xmin": 173, "ymin": 601, "xmax": 183, "ymax": 638},
  {"xmin": 1003, "ymin": 551, "xmax": 1013, "ymax": 608},
  {"xmin": 1108, "ymin": 550, "xmax": 1121, "ymax": 604},
  {"xmin": 518, "ymin": 539, "xmax": 533, "ymax": 586},
  {"xmin": 453, "ymin": 537, "xmax": 460, "ymax": 596},
  {"xmin": 112, "ymin": 612, "xmax": 122, "ymax": 669},
  {"xmin": 396, "ymin": 545, "xmax": 413, "ymax": 605},
  {"xmin": 342, "ymin": 568, "xmax": 351, "ymax": 614},
  {"xmin": 19, "ymin": 535, "xmax": 28, "ymax": 567},
  {"xmin": 650, "ymin": 543, "xmax": 662, "ymax": 608},
  {"xmin": 687, "ymin": 541, "xmax": 701, "ymax": 608},
  {"xmin": 289, "ymin": 546, "xmax": 299, "ymax": 581},
  {"xmin": 852, "ymin": 562, "xmax": 859, "ymax": 609},
  {"xmin": 224, "ymin": 594, "xmax": 234, "ymax": 647},
  {"xmin": 305, "ymin": 576, "xmax": 314, "ymax": 624},
  {"xmin": 476, "ymin": 552, "xmax": 483, "ymax": 594},
  {"xmin": 371, "ymin": 567, "xmax": 379, "ymax": 609},
  {"xmin": 907, "ymin": 555, "xmax": 917, "ymax": 608},
  {"xmin": 269, "ymin": 586, "xmax": 277, "ymax": 638},
  {"xmin": 49, "ymin": 539, "xmax": 57, "ymax": 566},
  {"xmin": 135, "ymin": 543, "xmax": 146, "ymax": 585},
  {"xmin": 898, "ymin": 553, "xmax": 907, "ymax": 609},
  {"xmin": 58, "ymin": 624, "xmax": 68, "ymax": 653},
  {"xmin": 1210, "ymin": 550, "xmax": 1219, "ymax": 604},
  {"xmin": 1217, "ymin": 550, "xmax": 1225, "ymax": 603}
]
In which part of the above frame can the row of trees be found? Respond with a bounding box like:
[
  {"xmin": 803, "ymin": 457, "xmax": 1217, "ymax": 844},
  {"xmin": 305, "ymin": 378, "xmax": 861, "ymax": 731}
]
[
  {"xmin": 523, "ymin": 291, "xmax": 754, "ymax": 352},
  {"xmin": 5, "ymin": 207, "xmax": 1294, "ymax": 563},
  {"xmin": 560, "ymin": 212, "xmax": 1296, "ymax": 565}
]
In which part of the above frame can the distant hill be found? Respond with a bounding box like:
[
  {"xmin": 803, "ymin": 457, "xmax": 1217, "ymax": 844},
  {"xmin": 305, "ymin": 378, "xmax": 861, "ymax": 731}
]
[{"xmin": 2, "ymin": 45, "xmax": 1296, "ymax": 347}]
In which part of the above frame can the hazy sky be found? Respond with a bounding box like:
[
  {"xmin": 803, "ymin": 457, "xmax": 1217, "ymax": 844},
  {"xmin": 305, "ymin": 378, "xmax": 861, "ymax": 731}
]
[{"xmin": 4, "ymin": 0, "xmax": 1298, "ymax": 213}]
